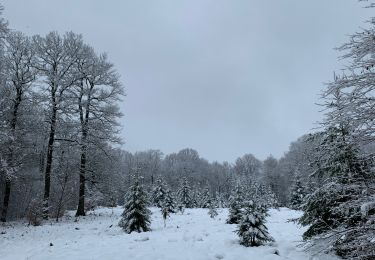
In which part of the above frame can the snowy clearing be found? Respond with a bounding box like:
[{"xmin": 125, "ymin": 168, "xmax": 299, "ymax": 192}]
[{"xmin": 0, "ymin": 207, "xmax": 337, "ymax": 260}]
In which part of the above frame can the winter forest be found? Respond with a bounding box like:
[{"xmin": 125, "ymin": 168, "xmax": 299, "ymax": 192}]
[{"xmin": 1, "ymin": 1, "xmax": 375, "ymax": 260}]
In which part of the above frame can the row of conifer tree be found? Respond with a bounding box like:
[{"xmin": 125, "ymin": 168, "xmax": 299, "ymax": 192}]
[{"xmin": 118, "ymin": 174, "xmax": 275, "ymax": 248}]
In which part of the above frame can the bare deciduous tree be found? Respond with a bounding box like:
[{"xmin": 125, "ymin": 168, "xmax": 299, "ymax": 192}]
[
  {"xmin": 0, "ymin": 32, "xmax": 36, "ymax": 222},
  {"xmin": 33, "ymin": 31, "xmax": 84, "ymax": 219},
  {"xmin": 73, "ymin": 46, "xmax": 123, "ymax": 216}
]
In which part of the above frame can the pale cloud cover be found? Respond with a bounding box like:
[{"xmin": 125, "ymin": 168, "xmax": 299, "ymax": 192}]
[{"xmin": 2, "ymin": 0, "xmax": 372, "ymax": 162}]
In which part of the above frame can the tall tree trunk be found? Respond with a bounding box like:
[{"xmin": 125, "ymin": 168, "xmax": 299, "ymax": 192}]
[
  {"xmin": 0, "ymin": 178, "xmax": 11, "ymax": 222},
  {"xmin": 1, "ymin": 89, "xmax": 21, "ymax": 222},
  {"xmin": 76, "ymin": 81, "xmax": 91, "ymax": 217},
  {"xmin": 43, "ymin": 95, "xmax": 57, "ymax": 220},
  {"xmin": 76, "ymin": 142, "xmax": 86, "ymax": 216}
]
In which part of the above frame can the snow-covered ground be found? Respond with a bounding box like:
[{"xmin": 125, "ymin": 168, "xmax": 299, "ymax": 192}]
[{"xmin": 0, "ymin": 207, "xmax": 338, "ymax": 260}]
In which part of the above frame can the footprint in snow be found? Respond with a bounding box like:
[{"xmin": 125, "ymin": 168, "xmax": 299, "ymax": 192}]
[
  {"xmin": 134, "ymin": 236, "xmax": 149, "ymax": 242},
  {"xmin": 268, "ymin": 248, "xmax": 280, "ymax": 256}
]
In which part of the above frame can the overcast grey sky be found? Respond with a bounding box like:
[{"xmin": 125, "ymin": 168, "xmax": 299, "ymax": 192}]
[{"xmin": 2, "ymin": 0, "xmax": 372, "ymax": 163}]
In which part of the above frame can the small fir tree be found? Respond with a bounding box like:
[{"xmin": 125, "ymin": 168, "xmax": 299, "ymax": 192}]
[
  {"xmin": 119, "ymin": 175, "xmax": 151, "ymax": 233},
  {"xmin": 200, "ymin": 186, "xmax": 211, "ymax": 208},
  {"xmin": 191, "ymin": 189, "xmax": 201, "ymax": 208},
  {"xmin": 289, "ymin": 173, "xmax": 306, "ymax": 210},
  {"xmin": 265, "ymin": 186, "xmax": 278, "ymax": 208},
  {"xmin": 236, "ymin": 200, "xmax": 274, "ymax": 247},
  {"xmin": 208, "ymin": 201, "xmax": 218, "ymax": 218},
  {"xmin": 151, "ymin": 176, "xmax": 167, "ymax": 207},
  {"xmin": 177, "ymin": 177, "xmax": 193, "ymax": 208},
  {"xmin": 215, "ymin": 192, "xmax": 226, "ymax": 208},
  {"xmin": 163, "ymin": 189, "xmax": 176, "ymax": 213},
  {"xmin": 226, "ymin": 184, "xmax": 244, "ymax": 224}
]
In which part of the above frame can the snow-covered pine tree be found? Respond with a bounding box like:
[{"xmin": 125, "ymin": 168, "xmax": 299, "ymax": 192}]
[
  {"xmin": 299, "ymin": 89, "xmax": 375, "ymax": 259},
  {"xmin": 236, "ymin": 200, "xmax": 274, "ymax": 247},
  {"xmin": 289, "ymin": 172, "xmax": 306, "ymax": 210},
  {"xmin": 265, "ymin": 186, "xmax": 278, "ymax": 208},
  {"xmin": 191, "ymin": 188, "xmax": 201, "ymax": 208},
  {"xmin": 311, "ymin": 13, "xmax": 375, "ymax": 257},
  {"xmin": 151, "ymin": 176, "xmax": 167, "ymax": 207},
  {"xmin": 254, "ymin": 184, "xmax": 273, "ymax": 207},
  {"xmin": 299, "ymin": 123, "xmax": 372, "ymax": 238},
  {"xmin": 119, "ymin": 175, "xmax": 152, "ymax": 233},
  {"xmin": 210, "ymin": 195, "xmax": 219, "ymax": 209},
  {"xmin": 226, "ymin": 183, "xmax": 244, "ymax": 224},
  {"xmin": 242, "ymin": 179, "xmax": 261, "ymax": 203},
  {"xmin": 208, "ymin": 201, "xmax": 218, "ymax": 218},
  {"xmin": 177, "ymin": 177, "xmax": 193, "ymax": 208},
  {"xmin": 200, "ymin": 186, "xmax": 211, "ymax": 208},
  {"xmin": 215, "ymin": 192, "xmax": 226, "ymax": 208},
  {"xmin": 163, "ymin": 189, "xmax": 176, "ymax": 213}
]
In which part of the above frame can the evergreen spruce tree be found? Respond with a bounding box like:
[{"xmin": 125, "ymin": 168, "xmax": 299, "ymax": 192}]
[
  {"xmin": 236, "ymin": 200, "xmax": 274, "ymax": 247},
  {"xmin": 226, "ymin": 184, "xmax": 244, "ymax": 224},
  {"xmin": 163, "ymin": 189, "xmax": 176, "ymax": 213},
  {"xmin": 265, "ymin": 186, "xmax": 278, "ymax": 208},
  {"xmin": 299, "ymin": 124, "xmax": 372, "ymax": 239},
  {"xmin": 255, "ymin": 184, "xmax": 269, "ymax": 206},
  {"xmin": 215, "ymin": 192, "xmax": 226, "ymax": 208},
  {"xmin": 208, "ymin": 201, "xmax": 218, "ymax": 218},
  {"xmin": 200, "ymin": 186, "xmax": 211, "ymax": 208},
  {"xmin": 119, "ymin": 175, "xmax": 152, "ymax": 234},
  {"xmin": 289, "ymin": 172, "xmax": 306, "ymax": 210},
  {"xmin": 177, "ymin": 177, "xmax": 193, "ymax": 208},
  {"xmin": 295, "ymin": 63, "xmax": 375, "ymax": 258},
  {"xmin": 301, "ymin": 11, "xmax": 375, "ymax": 257},
  {"xmin": 211, "ymin": 194, "xmax": 219, "ymax": 209},
  {"xmin": 151, "ymin": 176, "xmax": 167, "ymax": 207},
  {"xmin": 191, "ymin": 188, "xmax": 201, "ymax": 208},
  {"xmin": 299, "ymin": 97, "xmax": 374, "ymax": 239},
  {"xmin": 243, "ymin": 180, "xmax": 261, "ymax": 203}
]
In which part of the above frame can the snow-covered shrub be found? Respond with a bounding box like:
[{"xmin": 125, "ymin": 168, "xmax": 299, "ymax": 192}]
[
  {"xmin": 27, "ymin": 199, "xmax": 43, "ymax": 226},
  {"xmin": 85, "ymin": 190, "xmax": 104, "ymax": 212},
  {"xmin": 361, "ymin": 199, "xmax": 375, "ymax": 219},
  {"xmin": 208, "ymin": 202, "xmax": 218, "ymax": 218}
]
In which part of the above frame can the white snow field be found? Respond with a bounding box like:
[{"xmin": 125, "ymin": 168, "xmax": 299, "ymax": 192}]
[{"xmin": 0, "ymin": 207, "xmax": 338, "ymax": 260}]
